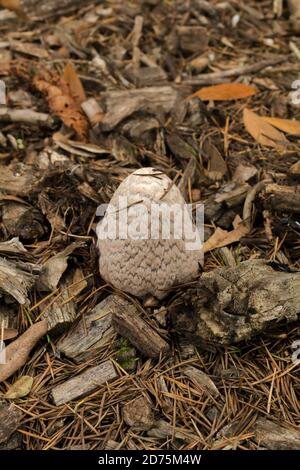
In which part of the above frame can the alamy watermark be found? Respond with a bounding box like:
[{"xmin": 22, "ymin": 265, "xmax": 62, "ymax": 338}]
[
  {"xmin": 96, "ymin": 197, "xmax": 204, "ymax": 251},
  {"xmin": 291, "ymin": 340, "xmax": 300, "ymax": 365},
  {"xmin": 0, "ymin": 79, "xmax": 6, "ymax": 106},
  {"xmin": 289, "ymin": 80, "xmax": 300, "ymax": 105}
]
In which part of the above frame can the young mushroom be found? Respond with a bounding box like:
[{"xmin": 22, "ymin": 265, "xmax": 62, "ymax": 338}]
[{"xmin": 97, "ymin": 167, "xmax": 203, "ymax": 299}]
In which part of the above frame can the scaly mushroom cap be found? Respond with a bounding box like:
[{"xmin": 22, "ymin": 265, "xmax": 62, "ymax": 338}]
[{"xmin": 97, "ymin": 167, "xmax": 203, "ymax": 299}]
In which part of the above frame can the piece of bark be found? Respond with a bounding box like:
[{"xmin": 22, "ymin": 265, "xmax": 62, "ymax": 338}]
[
  {"xmin": 204, "ymin": 182, "xmax": 250, "ymax": 223},
  {"xmin": 41, "ymin": 281, "xmax": 77, "ymax": 335},
  {"xmin": 0, "ymin": 432, "xmax": 22, "ymax": 450},
  {"xmin": 176, "ymin": 26, "xmax": 208, "ymax": 54},
  {"xmin": 264, "ymin": 183, "xmax": 300, "ymax": 213},
  {"xmin": 254, "ymin": 418, "xmax": 300, "ymax": 450},
  {"xmin": 125, "ymin": 66, "xmax": 167, "ymax": 87},
  {"xmin": 0, "ymin": 320, "xmax": 48, "ymax": 382},
  {"xmin": 0, "ymin": 257, "xmax": 37, "ymax": 305},
  {"xmin": 123, "ymin": 396, "xmax": 154, "ymax": 431},
  {"xmin": 0, "ymin": 107, "xmax": 53, "ymax": 126},
  {"xmin": 51, "ymin": 360, "xmax": 118, "ymax": 406},
  {"xmin": 121, "ymin": 117, "xmax": 159, "ymax": 144},
  {"xmin": 170, "ymin": 259, "xmax": 300, "ymax": 347},
  {"xmin": 166, "ymin": 133, "xmax": 197, "ymax": 162},
  {"xmin": 57, "ymin": 295, "xmax": 115, "ymax": 363},
  {"xmin": 0, "ymin": 404, "xmax": 23, "ymax": 444},
  {"xmin": 3, "ymin": 209, "xmax": 38, "ymax": 241},
  {"xmin": 183, "ymin": 365, "xmax": 220, "ymax": 398},
  {"xmin": 112, "ymin": 296, "xmax": 169, "ymax": 358},
  {"xmin": 0, "ymin": 237, "xmax": 27, "ymax": 255},
  {"xmin": 0, "ymin": 163, "xmax": 39, "ymax": 197},
  {"xmin": 19, "ymin": 0, "xmax": 96, "ymax": 19},
  {"xmin": 101, "ymin": 86, "xmax": 179, "ymax": 130}
]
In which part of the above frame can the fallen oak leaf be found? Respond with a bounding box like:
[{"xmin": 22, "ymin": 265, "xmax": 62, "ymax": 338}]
[
  {"xmin": 203, "ymin": 215, "xmax": 249, "ymax": 253},
  {"xmin": 261, "ymin": 116, "xmax": 300, "ymax": 135},
  {"xmin": 243, "ymin": 108, "xmax": 288, "ymax": 150},
  {"xmin": 5, "ymin": 375, "xmax": 33, "ymax": 399},
  {"xmin": 190, "ymin": 83, "xmax": 257, "ymax": 101},
  {"xmin": 0, "ymin": 320, "xmax": 48, "ymax": 383}
]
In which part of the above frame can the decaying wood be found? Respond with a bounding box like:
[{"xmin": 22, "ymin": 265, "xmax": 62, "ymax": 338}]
[
  {"xmin": 176, "ymin": 26, "xmax": 208, "ymax": 54},
  {"xmin": 0, "ymin": 107, "xmax": 54, "ymax": 126},
  {"xmin": 51, "ymin": 360, "xmax": 118, "ymax": 406},
  {"xmin": 0, "ymin": 237, "xmax": 27, "ymax": 255},
  {"xmin": 0, "ymin": 257, "xmax": 37, "ymax": 305},
  {"xmin": 19, "ymin": 0, "xmax": 96, "ymax": 19},
  {"xmin": 41, "ymin": 281, "xmax": 77, "ymax": 335},
  {"xmin": 0, "ymin": 404, "xmax": 23, "ymax": 445},
  {"xmin": 204, "ymin": 182, "xmax": 250, "ymax": 224},
  {"xmin": 170, "ymin": 259, "xmax": 300, "ymax": 347},
  {"xmin": 183, "ymin": 57, "xmax": 287, "ymax": 86},
  {"xmin": 101, "ymin": 86, "xmax": 179, "ymax": 130},
  {"xmin": 57, "ymin": 295, "xmax": 115, "ymax": 363},
  {"xmin": 112, "ymin": 296, "xmax": 169, "ymax": 358},
  {"xmin": 0, "ymin": 164, "xmax": 39, "ymax": 197},
  {"xmin": 123, "ymin": 396, "xmax": 154, "ymax": 431},
  {"xmin": 0, "ymin": 320, "xmax": 48, "ymax": 382},
  {"xmin": 2, "ymin": 205, "xmax": 45, "ymax": 240},
  {"xmin": 254, "ymin": 418, "xmax": 300, "ymax": 450},
  {"xmin": 264, "ymin": 183, "xmax": 300, "ymax": 213}
]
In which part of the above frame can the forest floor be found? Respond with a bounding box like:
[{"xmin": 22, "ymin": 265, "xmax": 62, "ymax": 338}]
[{"xmin": 0, "ymin": 0, "xmax": 300, "ymax": 450}]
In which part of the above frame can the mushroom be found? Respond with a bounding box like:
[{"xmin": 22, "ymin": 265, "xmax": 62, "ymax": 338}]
[{"xmin": 97, "ymin": 167, "xmax": 203, "ymax": 299}]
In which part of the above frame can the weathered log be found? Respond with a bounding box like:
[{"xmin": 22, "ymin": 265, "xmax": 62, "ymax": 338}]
[
  {"xmin": 264, "ymin": 183, "xmax": 300, "ymax": 213},
  {"xmin": 170, "ymin": 259, "xmax": 300, "ymax": 347},
  {"xmin": 57, "ymin": 295, "xmax": 115, "ymax": 363},
  {"xmin": 112, "ymin": 296, "xmax": 169, "ymax": 358},
  {"xmin": 51, "ymin": 360, "xmax": 118, "ymax": 406}
]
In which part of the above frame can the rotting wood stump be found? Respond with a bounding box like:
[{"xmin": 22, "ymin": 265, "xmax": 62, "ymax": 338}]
[{"xmin": 170, "ymin": 259, "xmax": 300, "ymax": 348}]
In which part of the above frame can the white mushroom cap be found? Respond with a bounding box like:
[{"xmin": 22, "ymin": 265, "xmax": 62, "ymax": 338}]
[{"xmin": 97, "ymin": 167, "xmax": 203, "ymax": 299}]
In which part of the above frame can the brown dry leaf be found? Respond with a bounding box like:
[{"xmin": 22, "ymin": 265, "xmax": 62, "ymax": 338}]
[
  {"xmin": 203, "ymin": 138, "xmax": 228, "ymax": 181},
  {"xmin": 2, "ymin": 328, "xmax": 18, "ymax": 341},
  {"xmin": 5, "ymin": 375, "xmax": 33, "ymax": 399},
  {"xmin": 204, "ymin": 215, "xmax": 249, "ymax": 253},
  {"xmin": 243, "ymin": 108, "xmax": 288, "ymax": 149},
  {"xmin": 0, "ymin": 320, "xmax": 48, "ymax": 383},
  {"xmin": 33, "ymin": 71, "xmax": 88, "ymax": 141},
  {"xmin": 63, "ymin": 62, "xmax": 86, "ymax": 105},
  {"xmin": 191, "ymin": 83, "xmax": 257, "ymax": 101},
  {"xmin": 262, "ymin": 117, "xmax": 300, "ymax": 135}
]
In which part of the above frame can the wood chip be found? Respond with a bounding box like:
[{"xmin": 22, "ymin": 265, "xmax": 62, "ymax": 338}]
[
  {"xmin": 51, "ymin": 360, "xmax": 118, "ymax": 405},
  {"xmin": 112, "ymin": 296, "xmax": 169, "ymax": 358}
]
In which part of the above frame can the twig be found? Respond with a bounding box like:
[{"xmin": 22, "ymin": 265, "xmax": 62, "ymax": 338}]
[{"xmin": 183, "ymin": 57, "xmax": 288, "ymax": 86}]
